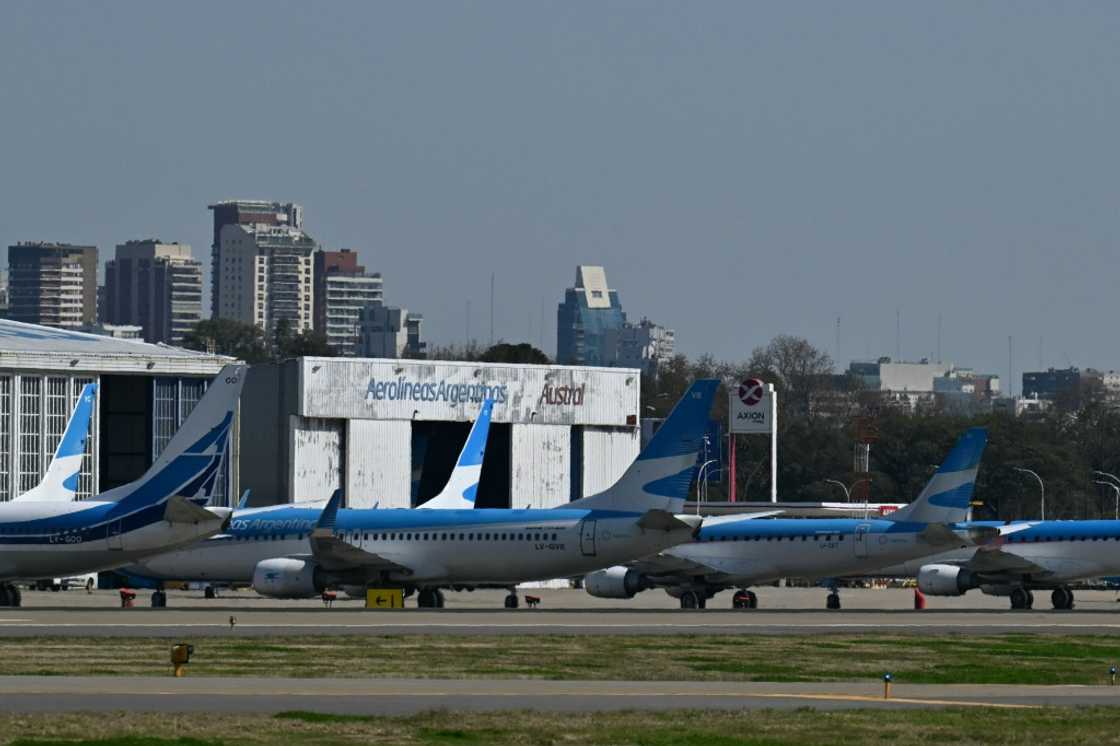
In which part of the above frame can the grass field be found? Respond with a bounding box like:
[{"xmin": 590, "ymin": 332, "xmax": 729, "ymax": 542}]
[
  {"xmin": 5, "ymin": 707, "xmax": 1120, "ymax": 745},
  {"xmin": 2, "ymin": 633, "xmax": 1120, "ymax": 685}
]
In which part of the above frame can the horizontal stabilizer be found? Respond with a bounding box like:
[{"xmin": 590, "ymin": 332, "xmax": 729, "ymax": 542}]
[
  {"xmin": 637, "ymin": 510, "xmax": 703, "ymax": 533},
  {"xmin": 918, "ymin": 523, "xmax": 968, "ymax": 547},
  {"xmin": 164, "ymin": 495, "xmax": 230, "ymax": 528}
]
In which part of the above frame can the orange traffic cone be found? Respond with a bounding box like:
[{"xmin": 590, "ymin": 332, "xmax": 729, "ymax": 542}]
[{"xmin": 913, "ymin": 588, "xmax": 926, "ymax": 610}]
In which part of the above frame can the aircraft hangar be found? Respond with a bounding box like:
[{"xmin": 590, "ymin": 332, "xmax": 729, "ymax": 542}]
[
  {"xmin": 238, "ymin": 357, "xmax": 642, "ymax": 509},
  {"xmin": 0, "ymin": 319, "xmax": 234, "ymax": 503}
]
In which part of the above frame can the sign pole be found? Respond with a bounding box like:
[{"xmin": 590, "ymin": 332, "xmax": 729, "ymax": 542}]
[
  {"xmin": 769, "ymin": 384, "xmax": 777, "ymax": 503},
  {"xmin": 729, "ymin": 432, "xmax": 737, "ymax": 503}
]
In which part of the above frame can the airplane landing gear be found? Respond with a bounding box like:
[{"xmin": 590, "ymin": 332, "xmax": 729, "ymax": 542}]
[
  {"xmin": 732, "ymin": 589, "xmax": 758, "ymax": 609},
  {"xmin": 679, "ymin": 590, "xmax": 706, "ymax": 609},
  {"xmin": 504, "ymin": 591, "xmax": 519, "ymax": 609},
  {"xmin": 0, "ymin": 583, "xmax": 20, "ymax": 607},
  {"xmin": 825, "ymin": 592, "xmax": 841, "ymax": 610},
  {"xmin": 1010, "ymin": 587, "xmax": 1034, "ymax": 610},
  {"xmin": 1051, "ymin": 586, "xmax": 1074, "ymax": 610},
  {"xmin": 417, "ymin": 588, "xmax": 445, "ymax": 608}
]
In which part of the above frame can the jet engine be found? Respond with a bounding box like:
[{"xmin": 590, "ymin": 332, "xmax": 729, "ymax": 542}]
[
  {"xmin": 583, "ymin": 566, "xmax": 647, "ymax": 599},
  {"xmin": 916, "ymin": 564, "xmax": 977, "ymax": 596},
  {"xmin": 252, "ymin": 558, "xmax": 325, "ymax": 599}
]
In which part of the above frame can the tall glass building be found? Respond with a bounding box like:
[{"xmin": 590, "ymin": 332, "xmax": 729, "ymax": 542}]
[{"xmin": 556, "ymin": 266, "xmax": 626, "ymax": 365}]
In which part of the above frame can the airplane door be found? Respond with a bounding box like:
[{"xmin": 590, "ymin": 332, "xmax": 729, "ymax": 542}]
[
  {"xmin": 579, "ymin": 519, "xmax": 597, "ymax": 557},
  {"xmin": 108, "ymin": 520, "xmax": 124, "ymax": 551},
  {"xmin": 853, "ymin": 524, "xmax": 870, "ymax": 559}
]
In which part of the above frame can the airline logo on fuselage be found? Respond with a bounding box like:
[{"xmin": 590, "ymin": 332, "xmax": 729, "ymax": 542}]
[{"xmin": 230, "ymin": 517, "xmax": 316, "ymax": 532}]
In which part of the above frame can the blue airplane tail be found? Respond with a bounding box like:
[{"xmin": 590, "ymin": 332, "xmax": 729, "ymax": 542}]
[
  {"xmin": 567, "ymin": 380, "xmax": 719, "ymax": 513},
  {"xmin": 103, "ymin": 366, "xmax": 245, "ymax": 514},
  {"xmin": 886, "ymin": 427, "xmax": 988, "ymax": 524}
]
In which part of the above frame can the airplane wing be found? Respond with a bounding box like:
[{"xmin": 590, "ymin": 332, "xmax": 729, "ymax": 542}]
[
  {"xmin": 624, "ymin": 551, "xmax": 767, "ymax": 586},
  {"xmin": 308, "ymin": 534, "xmax": 413, "ymax": 575},
  {"xmin": 306, "ymin": 488, "xmax": 412, "ymax": 576},
  {"xmin": 961, "ymin": 547, "xmax": 1049, "ymax": 576}
]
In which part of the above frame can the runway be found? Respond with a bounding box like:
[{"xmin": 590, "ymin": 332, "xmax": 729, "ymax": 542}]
[
  {"xmin": 2, "ymin": 587, "xmax": 1118, "ymax": 637},
  {"xmin": 0, "ymin": 676, "xmax": 1114, "ymax": 714}
]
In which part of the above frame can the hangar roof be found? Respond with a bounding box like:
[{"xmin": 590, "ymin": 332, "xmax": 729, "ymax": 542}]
[{"xmin": 0, "ymin": 319, "xmax": 235, "ymax": 375}]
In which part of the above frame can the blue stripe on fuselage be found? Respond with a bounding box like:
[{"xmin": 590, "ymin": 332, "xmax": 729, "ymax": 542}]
[
  {"xmin": 964, "ymin": 520, "xmax": 1120, "ymax": 542},
  {"xmin": 697, "ymin": 517, "xmax": 932, "ymax": 541},
  {"xmin": 222, "ymin": 506, "xmax": 642, "ymax": 538}
]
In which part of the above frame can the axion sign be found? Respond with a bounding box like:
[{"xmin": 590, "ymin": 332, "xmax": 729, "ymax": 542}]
[{"xmin": 729, "ymin": 378, "xmax": 775, "ymax": 435}]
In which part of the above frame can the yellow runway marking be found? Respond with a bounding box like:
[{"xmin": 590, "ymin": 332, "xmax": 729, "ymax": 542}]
[{"xmin": 6, "ymin": 687, "xmax": 1040, "ymax": 709}]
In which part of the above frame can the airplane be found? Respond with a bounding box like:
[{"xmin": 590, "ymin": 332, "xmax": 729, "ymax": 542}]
[
  {"xmin": 0, "ymin": 365, "xmax": 245, "ymax": 607},
  {"xmin": 876, "ymin": 519, "xmax": 1120, "ymax": 610},
  {"xmin": 13, "ymin": 383, "xmax": 97, "ymax": 503},
  {"xmin": 124, "ymin": 398, "xmax": 498, "ymax": 587},
  {"xmin": 133, "ymin": 380, "xmax": 718, "ymax": 608},
  {"xmin": 583, "ymin": 426, "xmax": 990, "ymax": 610}
]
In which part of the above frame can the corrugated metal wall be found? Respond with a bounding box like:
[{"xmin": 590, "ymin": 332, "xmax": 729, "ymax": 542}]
[
  {"xmin": 510, "ymin": 423, "xmax": 570, "ymax": 508},
  {"xmin": 289, "ymin": 416, "xmax": 341, "ymax": 502},
  {"xmin": 581, "ymin": 426, "xmax": 640, "ymax": 497},
  {"xmin": 346, "ymin": 419, "xmax": 411, "ymax": 509}
]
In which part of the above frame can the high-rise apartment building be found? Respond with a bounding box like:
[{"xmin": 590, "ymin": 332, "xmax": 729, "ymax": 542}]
[
  {"xmin": 7, "ymin": 242, "xmax": 98, "ymax": 328},
  {"xmin": 216, "ymin": 223, "xmax": 316, "ymax": 333},
  {"xmin": 313, "ymin": 249, "xmax": 383, "ymax": 355},
  {"xmin": 208, "ymin": 200, "xmax": 303, "ymax": 317},
  {"xmin": 103, "ymin": 240, "xmax": 203, "ymax": 345},
  {"xmin": 358, "ymin": 303, "xmax": 425, "ymax": 358},
  {"xmin": 606, "ymin": 317, "xmax": 676, "ymax": 375},
  {"xmin": 556, "ymin": 265, "xmax": 626, "ymax": 366}
]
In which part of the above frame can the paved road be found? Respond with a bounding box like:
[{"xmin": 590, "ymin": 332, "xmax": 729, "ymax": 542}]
[
  {"xmin": 0, "ymin": 676, "xmax": 1113, "ymax": 714},
  {"xmin": 2, "ymin": 588, "xmax": 1118, "ymax": 637}
]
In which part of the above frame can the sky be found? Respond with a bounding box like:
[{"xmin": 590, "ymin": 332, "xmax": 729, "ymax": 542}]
[{"xmin": 1, "ymin": 3, "xmax": 1117, "ymax": 392}]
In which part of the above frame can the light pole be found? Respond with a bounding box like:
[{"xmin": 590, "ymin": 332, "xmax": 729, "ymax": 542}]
[
  {"xmin": 824, "ymin": 479, "xmax": 852, "ymax": 502},
  {"xmin": 823, "ymin": 478, "xmax": 871, "ymax": 513},
  {"xmin": 1093, "ymin": 470, "xmax": 1120, "ymax": 517},
  {"xmin": 1013, "ymin": 467, "xmax": 1045, "ymax": 521},
  {"xmin": 1093, "ymin": 481, "xmax": 1119, "ymax": 521},
  {"xmin": 697, "ymin": 459, "xmax": 719, "ymax": 510}
]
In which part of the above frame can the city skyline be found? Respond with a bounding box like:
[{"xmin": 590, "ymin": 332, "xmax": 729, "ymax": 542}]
[{"xmin": 2, "ymin": 4, "xmax": 1118, "ymax": 376}]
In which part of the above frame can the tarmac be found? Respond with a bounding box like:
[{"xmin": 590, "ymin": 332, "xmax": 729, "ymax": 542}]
[
  {"xmin": 0, "ymin": 676, "xmax": 1117, "ymax": 714},
  {"xmin": 1, "ymin": 586, "xmax": 1119, "ymax": 637},
  {"xmin": 1, "ymin": 588, "xmax": 1119, "ymax": 715}
]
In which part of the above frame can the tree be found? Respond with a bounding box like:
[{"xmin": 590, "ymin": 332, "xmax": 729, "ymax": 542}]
[
  {"xmin": 279, "ymin": 329, "xmax": 335, "ymax": 359},
  {"xmin": 479, "ymin": 343, "xmax": 550, "ymax": 365},
  {"xmin": 182, "ymin": 319, "xmax": 269, "ymax": 364},
  {"xmin": 746, "ymin": 335, "xmax": 835, "ymax": 419}
]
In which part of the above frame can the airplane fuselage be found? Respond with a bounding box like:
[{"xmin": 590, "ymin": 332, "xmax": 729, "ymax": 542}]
[
  {"xmin": 667, "ymin": 517, "xmax": 970, "ymax": 588},
  {"xmin": 132, "ymin": 505, "xmax": 696, "ymax": 588},
  {"xmin": 0, "ymin": 500, "xmax": 224, "ymax": 580},
  {"xmin": 874, "ymin": 520, "xmax": 1120, "ymax": 588}
]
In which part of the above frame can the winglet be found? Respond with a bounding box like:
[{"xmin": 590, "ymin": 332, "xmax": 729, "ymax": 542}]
[
  {"xmin": 317, "ymin": 488, "xmax": 343, "ymax": 532},
  {"xmin": 237, "ymin": 489, "xmax": 252, "ymax": 510}
]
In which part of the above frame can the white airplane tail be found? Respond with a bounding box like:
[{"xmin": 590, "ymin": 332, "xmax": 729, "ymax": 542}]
[
  {"xmin": 567, "ymin": 380, "xmax": 719, "ymax": 514},
  {"xmin": 418, "ymin": 399, "xmax": 493, "ymax": 510},
  {"xmin": 14, "ymin": 383, "xmax": 96, "ymax": 503}
]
